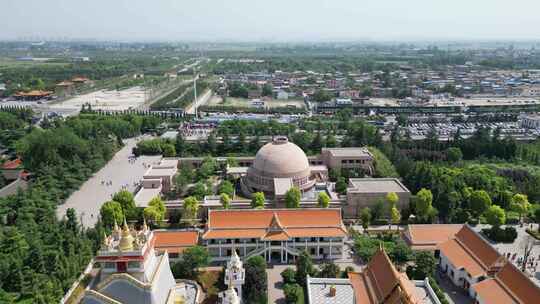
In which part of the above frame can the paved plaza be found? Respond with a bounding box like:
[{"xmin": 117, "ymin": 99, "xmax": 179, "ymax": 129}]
[
  {"xmin": 56, "ymin": 137, "xmax": 161, "ymax": 227},
  {"xmin": 473, "ymin": 223, "xmax": 540, "ymax": 286}
]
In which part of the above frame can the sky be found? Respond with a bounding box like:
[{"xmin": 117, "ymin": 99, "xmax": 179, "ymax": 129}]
[{"xmin": 2, "ymin": 0, "xmax": 540, "ymax": 42}]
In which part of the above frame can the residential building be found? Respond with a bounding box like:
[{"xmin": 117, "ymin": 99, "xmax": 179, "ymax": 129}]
[{"xmin": 202, "ymin": 209, "xmax": 347, "ymax": 263}]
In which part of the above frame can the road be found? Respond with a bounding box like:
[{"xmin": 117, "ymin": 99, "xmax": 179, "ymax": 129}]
[
  {"xmin": 56, "ymin": 137, "xmax": 161, "ymax": 228},
  {"xmin": 184, "ymin": 89, "xmax": 212, "ymax": 115}
]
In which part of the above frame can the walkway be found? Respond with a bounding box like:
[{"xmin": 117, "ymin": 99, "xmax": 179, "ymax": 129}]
[{"xmin": 56, "ymin": 136, "xmax": 161, "ymax": 228}]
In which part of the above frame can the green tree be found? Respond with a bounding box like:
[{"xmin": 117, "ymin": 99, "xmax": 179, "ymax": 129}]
[
  {"xmin": 220, "ymin": 193, "xmax": 231, "ymax": 209},
  {"xmin": 198, "ymin": 156, "xmax": 217, "ymax": 179},
  {"xmin": 386, "ymin": 192, "xmax": 399, "ymax": 206},
  {"xmin": 372, "ymin": 198, "xmax": 385, "ymax": 220},
  {"xmin": 251, "ymin": 192, "xmax": 265, "ymax": 209},
  {"xmin": 360, "ymin": 207, "xmax": 372, "ymax": 230},
  {"xmin": 283, "ymin": 283, "xmax": 304, "ymax": 304},
  {"xmin": 410, "ymin": 251, "xmax": 436, "ymax": 279},
  {"xmin": 244, "ymin": 256, "xmax": 268, "ymax": 304},
  {"xmin": 183, "ymin": 196, "xmax": 200, "ymax": 223},
  {"xmin": 295, "ymin": 251, "xmax": 316, "ymax": 287},
  {"xmin": 485, "ymin": 205, "xmax": 506, "ymax": 227},
  {"xmin": 218, "ymin": 180, "xmax": 235, "ymax": 197},
  {"xmin": 162, "ymin": 144, "xmax": 176, "ymax": 157},
  {"xmin": 112, "ymin": 190, "xmax": 137, "ymax": 219},
  {"xmin": 172, "ymin": 246, "xmax": 209, "ymax": 279},
  {"xmin": 319, "ymin": 261, "xmax": 340, "ymax": 278},
  {"xmin": 312, "ymin": 89, "xmax": 333, "ymax": 102},
  {"xmin": 446, "ymin": 147, "xmax": 463, "ymax": 163},
  {"xmin": 415, "ymin": 188, "xmax": 433, "ymax": 222},
  {"xmin": 190, "ymin": 181, "xmax": 208, "ymax": 200},
  {"xmin": 335, "ymin": 177, "xmax": 348, "ymax": 194},
  {"xmin": 100, "ymin": 201, "xmax": 124, "ymax": 227},
  {"xmin": 317, "ymin": 192, "xmax": 330, "ymax": 208},
  {"xmin": 262, "ymin": 83, "xmax": 273, "ymax": 97},
  {"xmin": 285, "ymin": 187, "xmax": 301, "ymax": 208},
  {"xmin": 144, "ymin": 197, "xmax": 166, "ymax": 224},
  {"xmin": 281, "ymin": 268, "xmax": 296, "ymax": 284},
  {"xmin": 389, "ymin": 241, "xmax": 412, "ymax": 266},
  {"xmin": 510, "ymin": 193, "xmax": 530, "ymax": 222},
  {"xmin": 390, "ymin": 204, "xmax": 401, "ymax": 230},
  {"xmin": 470, "ymin": 190, "xmax": 492, "ymax": 220}
]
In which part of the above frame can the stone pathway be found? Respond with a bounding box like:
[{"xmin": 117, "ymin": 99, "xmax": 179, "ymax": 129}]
[{"xmin": 56, "ymin": 136, "xmax": 161, "ymax": 228}]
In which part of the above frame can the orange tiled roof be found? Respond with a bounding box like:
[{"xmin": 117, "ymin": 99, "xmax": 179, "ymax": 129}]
[
  {"xmin": 438, "ymin": 239, "xmax": 486, "ymax": 277},
  {"xmin": 455, "ymin": 225, "xmax": 500, "ymax": 268},
  {"xmin": 2, "ymin": 158, "xmax": 22, "ymax": 169},
  {"xmin": 154, "ymin": 231, "xmax": 198, "ymax": 249},
  {"xmin": 404, "ymin": 224, "xmax": 462, "ymax": 251},
  {"xmin": 474, "ymin": 265, "xmax": 540, "ymax": 304},
  {"xmin": 15, "ymin": 90, "xmax": 52, "ymax": 97},
  {"xmin": 440, "ymin": 225, "xmax": 540, "ymax": 303},
  {"xmin": 438, "ymin": 225, "xmax": 500, "ymax": 278},
  {"xmin": 348, "ymin": 248, "xmax": 420, "ymax": 304},
  {"xmin": 203, "ymin": 209, "xmax": 347, "ymax": 240}
]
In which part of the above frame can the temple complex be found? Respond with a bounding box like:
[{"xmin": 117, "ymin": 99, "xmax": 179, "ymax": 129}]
[{"xmin": 81, "ymin": 219, "xmax": 199, "ymax": 304}]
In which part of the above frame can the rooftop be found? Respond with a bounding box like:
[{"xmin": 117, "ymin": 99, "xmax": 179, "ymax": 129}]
[
  {"xmin": 308, "ymin": 247, "xmax": 440, "ymax": 304},
  {"xmin": 403, "ymin": 224, "xmax": 463, "ymax": 251},
  {"xmin": 307, "ymin": 277, "xmax": 355, "ymax": 304},
  {"xmin": 144, "ymin": 167, "xmax": 177, "ymax": 177},
  {"xmin": 134, "ymin": 187, "xmax": 161, "ymax": 208},
  {"xmin": 153, "ymin": 230, "xmax": 199, "ymax": 254},
  {"xmin": 348, "ymin": 178, "xmax": 410, "ymax": 194},
  {"xmin": 203, "ymin": 209, "xmax": 346, "ymax": 240},
  {"xmin": 322, "ymin": 147, "xmax": 373, "ymax": 158}
]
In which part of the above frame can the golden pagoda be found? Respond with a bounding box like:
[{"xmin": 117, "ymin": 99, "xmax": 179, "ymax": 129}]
[{"xmin": 119, "ymin": 217, "xmax": 134, "ymax": 252}]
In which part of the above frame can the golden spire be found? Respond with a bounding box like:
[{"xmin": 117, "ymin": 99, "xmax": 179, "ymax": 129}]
[
  {"xmin": 112, "ymin": 219, "xmax": 120, "ymax": 239},
  {"xmin": 119, "ymin": 217, "xmax": 134, "ymax": 251},
  {"xmin": 142, "ymin": 216, "xmax": 148, "ymax": 232},
  {"xmin": 101, "ymin": 231, "xmax": 109, "ymax": 249}
]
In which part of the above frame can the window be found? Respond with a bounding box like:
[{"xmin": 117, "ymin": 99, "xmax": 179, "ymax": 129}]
[
  {"xmin": 310, "ymin": 248, "xmax": 316, "ymax": 255},
  {"xmin": 128, "ymin": 261, "xmax": 140, "ymax": 269},
  {"xmin": 104, "ymin": 262, "xmax": 116, "ymax": 269},
  {"xmin": 169, "ymin": 253, "xmax": 179, "ymax": 259}
]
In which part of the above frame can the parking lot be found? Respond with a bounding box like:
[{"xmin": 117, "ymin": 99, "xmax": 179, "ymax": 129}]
[{"xmin": 407, "ymin": 121, "xmax": 538, "ymax": 139}]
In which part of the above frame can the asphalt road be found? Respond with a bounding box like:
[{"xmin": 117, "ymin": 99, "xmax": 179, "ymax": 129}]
[{"xmin": 56, "ymin": 137, "xmax": 161, "ymax": 228}]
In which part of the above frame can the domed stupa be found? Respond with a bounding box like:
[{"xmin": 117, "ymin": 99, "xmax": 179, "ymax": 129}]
[{"xmin": 243, "ymin": 136, "xmax": 314, "ymax": 197}]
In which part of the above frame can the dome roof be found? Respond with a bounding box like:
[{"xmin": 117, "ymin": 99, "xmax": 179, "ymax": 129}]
[{"xmin": 251, "ymin": 136, "xmax": 310, "ymax": 177}]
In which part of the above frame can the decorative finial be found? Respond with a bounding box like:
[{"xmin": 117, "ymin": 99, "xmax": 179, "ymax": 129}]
[
  {"xmin": 101, "ymin": 231, "xmax": 109, "ymax": 248},
  {"xmin": 142, "ymin": 216, "xmax": 148, "ymax": 232}
]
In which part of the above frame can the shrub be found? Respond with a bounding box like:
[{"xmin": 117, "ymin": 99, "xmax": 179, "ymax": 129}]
[
  {"xmin": 482, "ymin": 226, "xmax": 517, "ymax": 243},
  {"xmin": 428, "ymin": 277, "xmax": 450, "ymax": 304},
  {"xmin": 281, "ymin": 268, "xmax": 296, "ymax": 285},
  {"xmin": 283, "ymin": 283, "xmax": 304, "ymax": 304}
]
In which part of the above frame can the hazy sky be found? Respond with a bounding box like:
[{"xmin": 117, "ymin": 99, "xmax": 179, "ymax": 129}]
[{"xmin": 2, "ymin": 0, "xmax": 540, "ymax": 41}]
